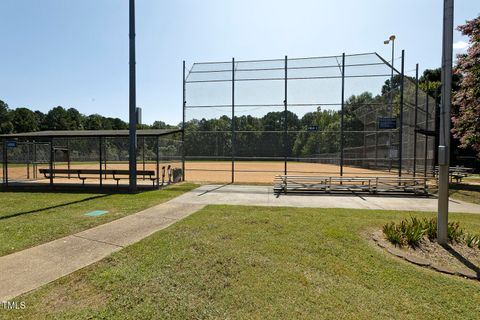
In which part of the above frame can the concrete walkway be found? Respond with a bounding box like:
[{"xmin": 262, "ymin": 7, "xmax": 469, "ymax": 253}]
[
  {"xmin": 0, "ymin": 202, "xmax": 204, "ymax": 301},
  {"xmin": 2, "ymin": 184, "xmax": 480, "ymax": 300},
  {"xmin": 170, "ymin": 184, "xmax": 480, "ymax": 213}
]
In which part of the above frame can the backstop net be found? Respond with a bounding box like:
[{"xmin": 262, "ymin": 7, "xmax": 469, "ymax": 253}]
[{"xmin": 183, "ymin": 52, "xmax": 436, "ymax": 183}]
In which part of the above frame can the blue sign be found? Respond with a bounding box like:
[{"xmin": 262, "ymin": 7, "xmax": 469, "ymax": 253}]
[
  {"xmin": 378, "ymin": 117, "xmax": 397, "ymax": 129},
  {"xmin": 6, "ymin": 141, "xmax": 17, "ymax": 148},
  {"xmin": 307, "ymin": 125, "xmax": 319, "ymax": 131}
]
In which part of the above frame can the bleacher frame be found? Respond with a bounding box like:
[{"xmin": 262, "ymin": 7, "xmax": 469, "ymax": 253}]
[{"xmin": 274, "ymin": 175, "xmax": 430, "ymax": 195}]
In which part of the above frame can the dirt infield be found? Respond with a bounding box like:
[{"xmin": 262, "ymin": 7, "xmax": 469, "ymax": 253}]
[
  {"xmin": 185, "ymin": 161, "xmax": 395, "ymax": 184},
  {"xmin": 2, "ymin": 161, "xmax": 396, "ymax": 185}
]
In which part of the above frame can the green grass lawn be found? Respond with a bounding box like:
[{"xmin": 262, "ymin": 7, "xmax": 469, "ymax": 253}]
[
  {"xmin": 0, "ymin": 183, "xmax": 197, "ymax": 256},
  {"xmin": 449, "ymin": 183, "xmax": 480, "ymax": 205},
  {"xmin": 4, "ymin": 205, "xmax": 480, "ymax": 319}
]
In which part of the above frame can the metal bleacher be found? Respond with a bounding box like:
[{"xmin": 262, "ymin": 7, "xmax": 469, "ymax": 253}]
[{"xmin": 274, "ymin": 175, "xmax": 430, "ymax": 195}]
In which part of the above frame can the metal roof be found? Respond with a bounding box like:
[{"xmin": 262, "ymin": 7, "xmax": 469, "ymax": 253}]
[{"xmin": 0, "ymin": 129, "xmax": 182, "ymax": 139}]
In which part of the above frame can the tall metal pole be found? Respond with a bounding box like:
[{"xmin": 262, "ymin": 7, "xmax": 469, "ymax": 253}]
[
  {"xmin": 128, "ymin": 0, "xmax": 137, "ymax": 192},
  {"xmin": 340, "ymin": 53, "xmax": 345, "ymax": 176},
  {"xmin": 398, "ymin": 50, "xmax": 405, "ymax": 177},
  {"xmin": 438, "ymin": 0, "xmax": 454, "ymax": 244},
  {"xmin": 424, "ymin": 80, "xmax": 430, "ymax": 178},
  {"xmin": 182, "ymin": 60, "xmax": 186, "ymax": 182},
  {"xmin": 413, "ymin": 64, "xmax": 419, "ymax": 177},
  {"xmin": 390, "ymin": 38, "xmax": 395, "ymax": 116},
  {"xmin": 231, "ymin": 57, "xmax": 235, "ymax": 183},
  {"xmin": 284, "ymin": 56, "xmax": 288, "ymax": 175}
]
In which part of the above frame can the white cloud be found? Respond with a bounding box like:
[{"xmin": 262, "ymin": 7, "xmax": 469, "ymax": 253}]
[{"xmin": 453, "ymin": 41, "xmax": 469, "ymax": 50}]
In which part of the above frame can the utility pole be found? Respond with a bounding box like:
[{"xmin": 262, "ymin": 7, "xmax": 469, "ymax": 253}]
[
  {"xmin": 128, "ymin": 0, "xmax": 137, "ymax": 192},
  {"xmin": 437, "ymin": 0, "xmax": 454, "ymax": 244}
]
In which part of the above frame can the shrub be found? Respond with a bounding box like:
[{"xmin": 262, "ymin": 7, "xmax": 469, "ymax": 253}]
[{"xmin": 382, "ymin": 217, "xmax": 470, "ymax": 247}]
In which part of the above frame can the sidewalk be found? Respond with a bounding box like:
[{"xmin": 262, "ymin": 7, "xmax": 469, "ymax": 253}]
[
  {"xmin": 170, "ymin": 184, "xmax": 480, "ymax": 214},
  {"xmin": 0, "ymin": 201, "xmax": 204, "ymax": 301}
]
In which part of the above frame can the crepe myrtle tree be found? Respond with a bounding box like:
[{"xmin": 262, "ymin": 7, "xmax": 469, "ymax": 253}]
[{"xmin": 452, "ymin": 15, "xmax": 480, "ymax": 156}]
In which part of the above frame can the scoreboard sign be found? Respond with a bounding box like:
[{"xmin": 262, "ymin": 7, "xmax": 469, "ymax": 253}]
[{"xmin": 378, "ymin": 117, "xmax": 397, "ymax": 129}]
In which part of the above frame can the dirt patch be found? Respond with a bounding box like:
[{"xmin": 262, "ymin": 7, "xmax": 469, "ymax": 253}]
[{"xmin": 369, "ymin": 230, "xmax": 480, "ymax": 280}]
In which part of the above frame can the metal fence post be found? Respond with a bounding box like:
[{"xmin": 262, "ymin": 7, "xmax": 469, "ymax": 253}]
[
  {"xmin": 156, "ymin": 136, "xmax": 160, "ymax": 188},
  {"xmin": 3, "ymin": 140, "xmax": 7, "ymax": 188},
  {"xmin": 284, "ymin": 55, "xmax": 288, "ymax": 175},
  {"xmin": 424, "ymin": 79, "xmax": 429, "ymax": 178},
  {"xmin": 182, "ymin": 60, "xmax": 186, "ymax": 182},
  {"xmin": 99, "ymin": 137, "xmax": 103, "ymax": 188},
  {"xmin": 231, "ymin": 57, "xmax": 235, "ymax": 183},
  {"xmin": 340, "ymin": 53, "xmax": 345, "ymax": 176},
  {"xmin": 413, "ymin": 63, "xmax": 419, "ymax": 177},
  {"xmin": 49, "ymin": 139, "xmax": 54, "ymax": 187},
  {"xmin": 398, "ymin": 50, "xmax": 405, "ymax": 177}
]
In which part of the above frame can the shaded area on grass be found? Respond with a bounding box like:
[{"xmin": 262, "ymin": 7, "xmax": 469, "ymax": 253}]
[
  {"xmin": 0, "ymin": 183, "xmax": 197, "ymax": 256},
  {"xmin": 0, "ymin": 194, "xmax": 111, "ymax": 221},
  {"xmin": 449, "ymin": 183, "xmax": 480, "ymax": 205},
  {"xmin": 4, "ymin": 206, "xmax": 480, "ymax": 319}
]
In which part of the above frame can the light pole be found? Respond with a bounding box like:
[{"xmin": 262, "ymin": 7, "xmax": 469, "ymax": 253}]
[
  {"xmin": 384, "ymin": 35, "xmax": 396, "ymax": 170},
  {"xmin": 438, "ymin": 0, "xmax": 454, "ymax": 244},
  {"xmin": 384, "ymin": 35, "xmax": 396, "ymax": 115},
  {"xmin": 128, "ymin": 0, "xmax": 137, "ymax": 192}
]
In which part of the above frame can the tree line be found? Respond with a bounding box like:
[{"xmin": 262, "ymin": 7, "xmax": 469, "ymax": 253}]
[{"xmin": 0, "ymin": 102, "xmax": 178, "ymax": 134}]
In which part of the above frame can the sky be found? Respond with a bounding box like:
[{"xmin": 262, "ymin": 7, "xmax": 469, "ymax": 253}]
[{"xmin": 1, "ymin": 0, "xmax": 479, "ymax": 126}]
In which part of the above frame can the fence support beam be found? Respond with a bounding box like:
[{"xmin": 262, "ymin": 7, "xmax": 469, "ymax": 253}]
[
  {"xmin": 156, "ymin": 136, "xmax": 160, "ymax": 188},
  {"xmin": 340, "ymin": 53, "xmax": 345, "ymax": 176},
  {"xmin": 182, "ymin": 60, "xmax": 186, "ymax": 182},
  {"xmin": 231, "ymin": 57, "xmax": 235, "ymax": 183},
  {"xmin": 284, "ymin": 56, "xmax": 288, "ymax": 175},
  {"xmin": 413, "ymin": 63, "xmax": 419, "ymax": 177},
  {"xmin": 398, "ymin": 50, "xmax": 405, "ymax": 177},
  {"xmin": 99, "ymin": 137, "xmax": 103, "ymax": 188},
  {"xmin": 49, "ymin": 139, "xmax": 54, "ymax": 187},
  {"xmin": 3, "ymin": 140, "xmax": 7, "ymax": 188},
  {"xmin": 424, "ymin": 80, "xmax": 430, "ymax": 178}
]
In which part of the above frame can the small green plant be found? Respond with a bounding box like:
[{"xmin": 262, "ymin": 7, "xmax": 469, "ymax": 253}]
[
  {"xmin": 421, "ymin": 218, "xmax": 437, "ymax": 241},
  {"xmin": 447, "ymin": 221, "xmax": 464, "ymax": 243},
  {"xmin": 464, "ymin": 234, "xmax": 480, "ymax": 248},
  {"xmin": 383, "ymin": 222, "xmax": 404, "ymax": 246},
  {"xmin": 382, "ymin": 217, "xmax": 425, "ymax": 247},
  {"xmin": 404, "ymin": 218, "xmax": 425, "ymax": 247}
]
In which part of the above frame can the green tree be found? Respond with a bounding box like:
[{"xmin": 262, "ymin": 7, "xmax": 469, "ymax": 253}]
[
  {"xmin": 0, "ymin": 100, "xmax": 13, "ymax": 134},
  {"xmin": 12, "ymin": 108, "xmax": 38, "ymax": 133},
  {"xmin": 84, "ymin": 114, "xmax": 103, "ymax": 130},
  {"xmin": 66, "ymin": 108, "xmax": 84, "ymax": 130},
  {"xmin": 452, "ymin": 15, "xmax": 480, "ymax": 155},
  {"xmin": 45, "ymin": 106, "xmax": 70, "ymax": 130}
]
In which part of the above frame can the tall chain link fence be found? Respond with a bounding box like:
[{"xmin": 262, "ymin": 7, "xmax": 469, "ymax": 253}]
[{"xmin": 183, "ymin": 52, "xmax": 436, "ymax": 183}]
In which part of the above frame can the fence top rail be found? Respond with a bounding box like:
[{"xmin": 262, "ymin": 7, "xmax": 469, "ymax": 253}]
[{"xmin": 189, "ymin": 52, "xmax": 378, "ymax": 66}]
